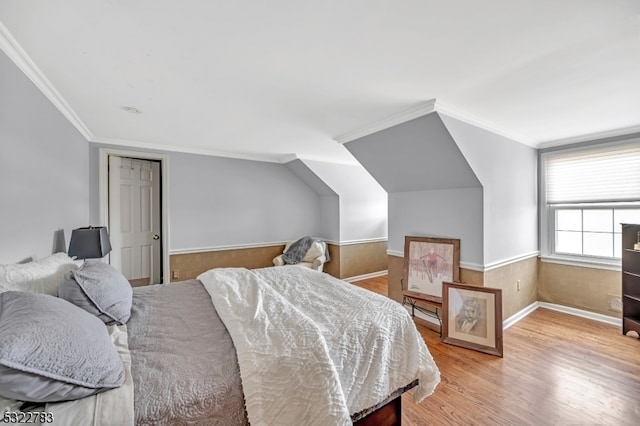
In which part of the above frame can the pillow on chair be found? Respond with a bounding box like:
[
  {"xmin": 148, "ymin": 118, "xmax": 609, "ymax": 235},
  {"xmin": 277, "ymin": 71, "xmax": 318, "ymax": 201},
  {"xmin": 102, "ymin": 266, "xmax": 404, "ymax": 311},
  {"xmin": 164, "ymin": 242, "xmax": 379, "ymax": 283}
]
[
  {"xmin": 273, "ymin": 239, "xmax": 328, "ymax": 271},
  {"xmin": 301, "ymin": 241, "xmax": 326, "ymax": 263}
]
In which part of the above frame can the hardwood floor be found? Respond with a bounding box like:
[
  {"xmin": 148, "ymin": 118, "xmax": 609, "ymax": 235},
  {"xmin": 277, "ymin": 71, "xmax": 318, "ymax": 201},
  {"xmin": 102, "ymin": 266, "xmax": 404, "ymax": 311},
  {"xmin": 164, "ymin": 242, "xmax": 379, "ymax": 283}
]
[{"xmin": 351, "ymin": 276, "xmax": 640, "ymax": 426}]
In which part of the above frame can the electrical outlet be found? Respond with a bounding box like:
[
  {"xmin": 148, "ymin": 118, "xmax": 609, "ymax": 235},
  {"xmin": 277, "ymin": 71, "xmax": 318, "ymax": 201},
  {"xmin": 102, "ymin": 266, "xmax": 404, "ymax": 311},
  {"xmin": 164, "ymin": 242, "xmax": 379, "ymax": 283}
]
[
  {"xmin": 516, "ymin": 280, "xmax": 521, "ymax": 291},
  {"xmin": 608, "ymin": 295, "xmax": 622, "ymax": 312},
  {"xmin": 172, "ymin": 270, "xmax": 180, "ymax": 280}
]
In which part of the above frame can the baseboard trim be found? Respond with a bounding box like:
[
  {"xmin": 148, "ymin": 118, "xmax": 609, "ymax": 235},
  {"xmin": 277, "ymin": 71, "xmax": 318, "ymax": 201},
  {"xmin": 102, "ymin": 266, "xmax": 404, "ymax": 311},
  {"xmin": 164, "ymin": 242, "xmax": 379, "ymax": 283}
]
[
  {"xmin": 344, "ymin": 270, "xmax": 388, "ymax": 283},
  {"xmin": 503, "ymin": 302, "xmax": 621, "ymax": 330},
  {"xmin": 503, "ymin": 302, "xmax": 538, "ymax": 330},
  {"xmin": 538, "ymin": 302, "xmax": 621, "ymax": 327}
]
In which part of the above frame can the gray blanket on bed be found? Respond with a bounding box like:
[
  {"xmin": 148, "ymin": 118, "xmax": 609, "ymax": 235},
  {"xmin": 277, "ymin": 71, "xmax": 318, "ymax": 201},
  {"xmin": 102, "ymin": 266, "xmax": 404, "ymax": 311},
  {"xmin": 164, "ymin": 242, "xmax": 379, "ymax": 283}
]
[{"xmin": 128, "ymin": 281, "xmax": 248, "ymax": 426}]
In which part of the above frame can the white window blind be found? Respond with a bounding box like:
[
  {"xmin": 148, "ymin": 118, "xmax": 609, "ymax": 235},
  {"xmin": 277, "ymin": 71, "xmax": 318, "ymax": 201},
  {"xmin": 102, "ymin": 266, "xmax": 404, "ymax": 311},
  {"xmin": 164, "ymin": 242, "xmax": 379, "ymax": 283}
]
[{"xmin": 545, "ymin": 143, "xmax": 640, "ymax": 204}]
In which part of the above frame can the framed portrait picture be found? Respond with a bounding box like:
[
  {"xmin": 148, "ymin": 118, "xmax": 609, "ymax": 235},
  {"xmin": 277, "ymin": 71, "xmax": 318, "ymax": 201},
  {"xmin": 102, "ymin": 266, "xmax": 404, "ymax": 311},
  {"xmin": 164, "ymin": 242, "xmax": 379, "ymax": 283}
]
[
  {"xmin": 402, "ymin": 236, "xmax": 460, "ymax": 303},
  {"xmin": 442, "ymin": 282, "xmax": 503, "ymax": 357}
]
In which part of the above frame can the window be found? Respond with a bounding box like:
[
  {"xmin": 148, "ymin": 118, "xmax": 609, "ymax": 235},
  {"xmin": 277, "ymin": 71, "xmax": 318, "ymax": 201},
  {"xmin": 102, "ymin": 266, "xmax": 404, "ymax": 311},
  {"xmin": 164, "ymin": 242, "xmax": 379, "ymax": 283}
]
[
  {"xmin": 541, "ymin": 139, "xmax": 640, "ymax": 267},
  {"xmin": 554, "ymin": 206, "xmax": 640, "ymax": 258}
]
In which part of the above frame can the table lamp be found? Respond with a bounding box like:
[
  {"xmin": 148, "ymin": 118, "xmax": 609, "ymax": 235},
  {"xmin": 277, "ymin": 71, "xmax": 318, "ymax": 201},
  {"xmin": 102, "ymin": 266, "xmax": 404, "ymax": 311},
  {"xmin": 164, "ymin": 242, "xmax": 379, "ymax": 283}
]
[{"xmin": 68, "ymin": 226, "xmax": 112, "ymax": 259}]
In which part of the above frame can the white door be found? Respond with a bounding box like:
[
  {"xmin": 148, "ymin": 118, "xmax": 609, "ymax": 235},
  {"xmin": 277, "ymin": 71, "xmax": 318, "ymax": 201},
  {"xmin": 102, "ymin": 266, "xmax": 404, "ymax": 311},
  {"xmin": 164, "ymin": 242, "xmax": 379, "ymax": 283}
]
[{"xmin": 108, "ymin": 156, "xmax": 162, "ymax": 285}]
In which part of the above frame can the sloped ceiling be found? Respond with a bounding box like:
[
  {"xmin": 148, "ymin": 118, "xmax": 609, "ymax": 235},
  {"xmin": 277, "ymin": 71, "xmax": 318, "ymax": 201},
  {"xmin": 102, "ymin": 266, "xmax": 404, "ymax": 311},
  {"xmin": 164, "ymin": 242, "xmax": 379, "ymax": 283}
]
[
  {"xmin": 1, "ymin": 1, "xmax": 639, "ymax": 164},
  {"xmin": 285, "ymin": 159, "xmax": 336, "ymax": 196},
  {"xmin": 344, "ymin": 113, "xmax": 481, "ymax": 192}
]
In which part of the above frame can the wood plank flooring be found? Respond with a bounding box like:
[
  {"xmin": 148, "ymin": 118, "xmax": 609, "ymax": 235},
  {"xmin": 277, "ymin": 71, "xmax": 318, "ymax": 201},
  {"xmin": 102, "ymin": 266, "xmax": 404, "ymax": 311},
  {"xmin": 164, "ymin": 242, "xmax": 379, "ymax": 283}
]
[{"xmin": 351, "ymin": 275, "xmax": 640, "ymax": 426}]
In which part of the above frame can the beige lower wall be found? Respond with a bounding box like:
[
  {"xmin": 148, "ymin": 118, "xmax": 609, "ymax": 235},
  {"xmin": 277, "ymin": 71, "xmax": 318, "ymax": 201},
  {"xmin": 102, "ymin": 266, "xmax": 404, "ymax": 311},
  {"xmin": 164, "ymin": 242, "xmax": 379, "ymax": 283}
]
[
  {"xmin": 172, "ymin": 245, "xmax": 620, "ymax": 321},
  {"xmin": 323, "ymin": 244, "xmax": 341, "ymax": 278},
  {"xmin": 484, "ymin": 256, "xmax": 538, "ymax": 320},
  {"xmin": 387, "ymin": 255, "xmax": 404, "ymax": 303},
  {"xmin": 538, "ymin": 260, "xmax": 621, "ymax": 318},
  {"xmin": 169, "ymin": 240, "xmax": 388, "ymax": 282},
  {"xmin": 388, "ymin": 254, "xmax": 537, "ymax": 321},
  {"xmin": 337, "ymin": 241, "xmax": 388, "ymax": 279},
  {"xmin": 460, "ymin": 268, "xmax": 484, "ymax": 286},
  {"xmin": 169, "ymin": 245, "xmax": 285, "ymax": 281}
]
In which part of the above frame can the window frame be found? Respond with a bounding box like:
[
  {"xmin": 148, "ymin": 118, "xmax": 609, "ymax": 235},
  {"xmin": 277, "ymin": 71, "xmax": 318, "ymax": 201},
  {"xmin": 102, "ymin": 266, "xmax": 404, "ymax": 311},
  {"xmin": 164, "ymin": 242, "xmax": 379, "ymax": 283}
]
[
  {"xmin": 545, "ymin": 203, "xmax": 640, "ymax": 269},
  {"xmin": 540, "ymin": 139, "xmax": 640, "ymax": 271}
]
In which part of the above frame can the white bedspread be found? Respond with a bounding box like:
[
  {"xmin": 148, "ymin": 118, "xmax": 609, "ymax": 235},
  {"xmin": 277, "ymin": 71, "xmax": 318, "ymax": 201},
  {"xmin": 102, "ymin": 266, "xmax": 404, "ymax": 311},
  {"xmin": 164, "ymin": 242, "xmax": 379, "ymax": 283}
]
[{"xmin": 198, "ymin": 266, "xmax": 440, "ymax": 426}]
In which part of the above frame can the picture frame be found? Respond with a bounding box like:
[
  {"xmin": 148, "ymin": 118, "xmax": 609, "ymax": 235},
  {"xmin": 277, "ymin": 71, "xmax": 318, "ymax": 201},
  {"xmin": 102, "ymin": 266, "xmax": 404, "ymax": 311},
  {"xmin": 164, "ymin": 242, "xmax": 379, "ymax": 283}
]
[
  {"xmin": 402, "ymin": 236, "xmax": 460, "ymax": 303},
  {"xmin": 442, "ymin": 282, "xmax": 503, "ymax": 357}
]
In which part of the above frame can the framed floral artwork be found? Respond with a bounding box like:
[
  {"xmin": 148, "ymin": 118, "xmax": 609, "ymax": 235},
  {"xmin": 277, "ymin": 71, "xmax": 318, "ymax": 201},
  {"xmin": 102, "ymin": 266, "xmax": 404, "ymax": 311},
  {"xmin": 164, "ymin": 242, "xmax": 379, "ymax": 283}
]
[{"xmin": 402, "ymin": 236, "xmax": 460, "ymax": 303}]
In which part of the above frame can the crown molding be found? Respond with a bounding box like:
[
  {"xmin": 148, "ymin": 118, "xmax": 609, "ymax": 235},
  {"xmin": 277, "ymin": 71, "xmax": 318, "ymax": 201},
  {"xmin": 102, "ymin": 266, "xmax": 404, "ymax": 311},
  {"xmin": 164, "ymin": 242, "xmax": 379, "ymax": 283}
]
[
  {"xmin": 278, "ymin": 153, "xmax": 362, "ymax": 166},
  {"xmin": 334, "ymin": 99, "xmax": 437, "ymax": 144},
  {"xmin": 0, "ymin": 21, "xmax": 93, "ymax": 141},
  {"xmin": 90, "ymin": 136, "xmax": 282, "ymax": 163},
  {"xmin": 94, "ymin": 137, "xmax": 361, "ymax": 166},
  {"xmin": 279, "ymin": 154, "xmax": 300, "ymax": 164},
  {"xmin": 536, "ymin": 124, "xmax": 640, "ymax": 150},
  {"xmin": 334, "ymin": 98, "xmax": 533, "ymax": 147},
  {"xmin": 434, "ymin": 100, "xmax": 532, "ymax": 146}
]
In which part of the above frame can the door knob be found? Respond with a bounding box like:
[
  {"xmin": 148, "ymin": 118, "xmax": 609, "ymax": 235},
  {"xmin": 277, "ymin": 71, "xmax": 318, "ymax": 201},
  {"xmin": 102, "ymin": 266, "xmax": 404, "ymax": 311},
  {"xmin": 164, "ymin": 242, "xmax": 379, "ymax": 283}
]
[{"xmin": 152, "ymin": 234, "xmax": 160, "ymax": 240}]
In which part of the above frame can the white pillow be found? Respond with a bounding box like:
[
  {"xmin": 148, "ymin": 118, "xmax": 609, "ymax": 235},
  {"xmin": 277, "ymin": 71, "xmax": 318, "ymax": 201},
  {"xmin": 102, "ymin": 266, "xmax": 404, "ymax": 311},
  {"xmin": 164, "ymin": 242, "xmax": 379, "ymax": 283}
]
[
  {"xmin": 0, "ymin": 253, "xmax": 79, "ymax": 296},
  {"xmin": 302, "ymin": 241, "xmax": 325, "ymax": 263}
]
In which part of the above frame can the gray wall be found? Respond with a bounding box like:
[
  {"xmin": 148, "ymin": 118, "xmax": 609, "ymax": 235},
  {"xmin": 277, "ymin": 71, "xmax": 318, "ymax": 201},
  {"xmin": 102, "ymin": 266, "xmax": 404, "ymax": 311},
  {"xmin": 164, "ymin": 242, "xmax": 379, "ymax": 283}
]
[
  {"xmin": 389, "ymin": 188, "xmax": 484, "ymax": 265},
  {"xmin": 89, "ymin": 144, "xmax": 324, "ymax": 251},
  {"xmin": 440, "ymin": 114, "xmax": 538, "ymax": 265},
  {"xmin": 0, "ymin": 50, "xmax": 89, "ymax": 263},
  {"xmin": 169, "ymin": 152, "xmax": 322, "ymax": 249},
  {"xmin": 286, "ymin": 159, "xmax": 340, "ymax": 241},
  {"xmin": 301, "ymin": 160, "xmax": 387, "ymax": 242},
  {"xmin": 345, "ymin": 113, "xmax": 483, "ymax": 265},
  {"xmin": 344, "ymin": 110, "xmax": 538, "ymax": 267}
]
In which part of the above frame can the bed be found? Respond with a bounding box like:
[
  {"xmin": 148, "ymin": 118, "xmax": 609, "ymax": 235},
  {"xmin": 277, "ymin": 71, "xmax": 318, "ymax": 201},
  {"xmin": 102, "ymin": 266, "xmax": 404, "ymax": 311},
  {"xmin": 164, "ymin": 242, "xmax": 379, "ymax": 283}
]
[{"xmin": 0, "ymin": 255, "xmax": 440, "ymax": 425}]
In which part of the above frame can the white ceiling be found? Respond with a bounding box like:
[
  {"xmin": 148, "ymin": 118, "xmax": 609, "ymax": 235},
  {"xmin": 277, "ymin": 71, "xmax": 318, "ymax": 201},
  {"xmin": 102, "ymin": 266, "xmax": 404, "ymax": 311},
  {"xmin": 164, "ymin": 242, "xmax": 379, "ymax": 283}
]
[{"xmin": 1, "ymin": 1, "xmax": 639, "ymax": 164}]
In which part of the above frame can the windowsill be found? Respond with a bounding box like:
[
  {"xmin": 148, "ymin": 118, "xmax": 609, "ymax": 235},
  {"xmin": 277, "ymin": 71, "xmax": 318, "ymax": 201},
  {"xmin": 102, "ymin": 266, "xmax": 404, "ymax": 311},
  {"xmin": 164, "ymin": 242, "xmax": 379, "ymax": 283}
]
[{"xmin": 539, "ymin": 254, "xmax": 621, "ymax": 271}]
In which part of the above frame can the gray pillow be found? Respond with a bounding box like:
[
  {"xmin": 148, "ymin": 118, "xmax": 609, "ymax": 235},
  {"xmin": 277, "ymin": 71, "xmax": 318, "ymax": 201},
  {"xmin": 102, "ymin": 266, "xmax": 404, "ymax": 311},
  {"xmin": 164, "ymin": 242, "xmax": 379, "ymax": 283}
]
[
  {"xmin": 0, "ymin": 291, "xmax": 125, "ymax": 402},
  {"xmin": 58, "ymin": 260, "xmax": 133, "ymax": 325}
]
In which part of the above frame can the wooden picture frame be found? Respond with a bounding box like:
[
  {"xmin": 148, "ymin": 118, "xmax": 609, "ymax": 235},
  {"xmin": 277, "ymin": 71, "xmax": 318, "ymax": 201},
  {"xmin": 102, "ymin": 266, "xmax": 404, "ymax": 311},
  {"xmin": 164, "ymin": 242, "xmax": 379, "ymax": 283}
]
[
  {"xmin": 442, "ymin": 282, "xmax": 503, "ymax": 357},
  {"xmin": 402, "ymin": 236, "xmax": 460, "ymax": 303}
]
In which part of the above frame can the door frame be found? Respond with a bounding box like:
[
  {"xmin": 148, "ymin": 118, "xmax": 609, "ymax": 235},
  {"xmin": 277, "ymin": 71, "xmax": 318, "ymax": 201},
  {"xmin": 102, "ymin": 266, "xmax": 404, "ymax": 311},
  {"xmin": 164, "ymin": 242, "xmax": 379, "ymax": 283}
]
[{"xmin": 99, "ymin": 148, "xmax": 170, "ymax": 284}]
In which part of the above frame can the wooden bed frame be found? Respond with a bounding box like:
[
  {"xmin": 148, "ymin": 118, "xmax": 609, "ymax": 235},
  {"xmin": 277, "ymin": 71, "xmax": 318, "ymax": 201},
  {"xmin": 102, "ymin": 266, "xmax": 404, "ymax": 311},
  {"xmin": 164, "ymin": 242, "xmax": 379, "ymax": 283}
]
[
  {"xmin": 352, "ymin": 379, "xmax": 418, "ymax": 426},
  {"xmin": 354, "ymin": 395, "xmax": 402, "ymax": 426}
]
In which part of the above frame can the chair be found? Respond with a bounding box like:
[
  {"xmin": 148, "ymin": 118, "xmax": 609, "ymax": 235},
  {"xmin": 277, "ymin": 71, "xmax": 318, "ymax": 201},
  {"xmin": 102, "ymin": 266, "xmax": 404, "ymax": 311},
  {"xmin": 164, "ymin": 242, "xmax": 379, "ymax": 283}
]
[{"xmin": 273, "ymin": 239, "xmax": 329, "ymax": 272}]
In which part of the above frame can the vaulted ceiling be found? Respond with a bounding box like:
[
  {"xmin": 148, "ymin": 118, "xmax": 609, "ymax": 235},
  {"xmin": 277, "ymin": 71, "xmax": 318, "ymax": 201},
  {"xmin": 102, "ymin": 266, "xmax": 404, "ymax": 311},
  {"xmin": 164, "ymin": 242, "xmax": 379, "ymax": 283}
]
[{"xmin": 1, "ymin": 1, "xmax": 638, "ymax": 164}]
